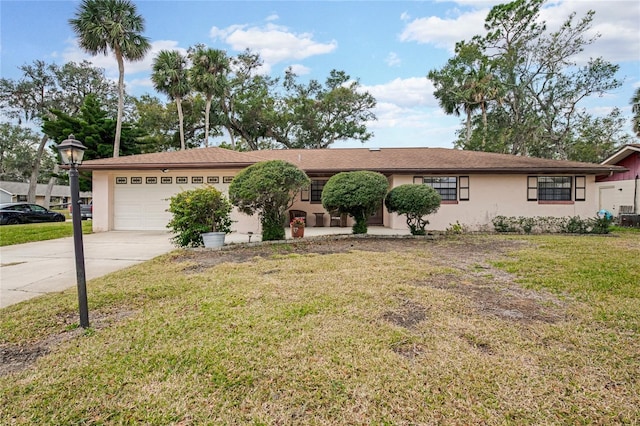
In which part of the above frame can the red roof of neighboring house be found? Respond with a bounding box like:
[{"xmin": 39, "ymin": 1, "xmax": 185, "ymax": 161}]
[
  {"xmin": 600, "ymin": 144, "xmax": 640, "ymax": 166},
  {"xmin": 80, "ymin": 146, "xmax": 626, "ymax": 175}
]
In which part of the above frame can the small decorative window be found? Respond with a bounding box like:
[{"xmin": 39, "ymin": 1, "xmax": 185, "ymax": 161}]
[
  {"xmin": 192, "ymin": 176, "xmax": 203, "ymax": 184},
  {"xmin": 131, "ymin": 177, "xmax": 142, "ymax": 184},
  {"xmin": 176, "ymin": 176, "xmax": 188, "ymax": 184},
  {"xmin": 223, "ymin": 176, "xmax": 234, "ymax": 184},
  {"xmin": 116, "ymin": 177, "xmax": 127, "ymax": 184},
  {"xmin": 161, "ymin": 177, "xmax": 173, "ymax": 184},
  {"xmin": 459, "ymin": 176, "xmax": 470, "ymax": 201},
  {"xmin": 575, "ymin": 176, "xmax": 586, "ymax": 201},
  {"xmin": 146, "ymin": 177, "xmax": 157, "ymax": 184},
  {"xmin": 300, "ymin": 186, "xmax": 310, "ymax": 202},
  {"xmin": 207, "ymin": 176, "xmax": 219, "ymax": 184}
]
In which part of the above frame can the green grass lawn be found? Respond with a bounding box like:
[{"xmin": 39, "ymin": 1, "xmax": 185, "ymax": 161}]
[
  {"xmin": 1, "ymin": 233, "xmax": 638, "ymax": 424},
  {"xmin": 0, "ymin": 220, "xmax": 92, "ymax": 246}
]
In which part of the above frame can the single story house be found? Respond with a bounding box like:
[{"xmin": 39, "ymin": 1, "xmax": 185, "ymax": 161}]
[
  {"xmin": 0, "ymin": 180, "xmax": 92, "ymax": 207},
  {"xmin": 80, "ymin": 147, "xmax": 626, "ymax": 234},
  {"xmin": 595, "ymin": 144, "xmax": 640, "ymax": 217}
]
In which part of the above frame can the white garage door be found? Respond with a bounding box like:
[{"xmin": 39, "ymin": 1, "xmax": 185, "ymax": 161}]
[{"xmin": 113, "ymin": 179, "xmax": 172, "ymax": 230}]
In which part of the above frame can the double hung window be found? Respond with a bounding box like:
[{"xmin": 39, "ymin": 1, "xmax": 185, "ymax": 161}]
[{"xmin": 528, "ymin": 176, "xmax": 584, "ymax": 202}]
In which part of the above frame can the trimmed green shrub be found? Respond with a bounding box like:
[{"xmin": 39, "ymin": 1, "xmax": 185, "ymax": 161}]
[
  {"xmin": 166, "ymin": 186, "xmax": 233, "ymax": 247},
  {"xmin": 385, "ymin": 184, "xmax": 441, "ymax": 235},
  {"xmin": 229, "ymin": 160, "xmax": 310, "ymax": 241},
  {"xmin": 321, "ymin": 171, "xmax": 389, "ymax": 234},
  {"xmin": 492, "ymin": 215, "xmax": 613, "ymax": 235}
]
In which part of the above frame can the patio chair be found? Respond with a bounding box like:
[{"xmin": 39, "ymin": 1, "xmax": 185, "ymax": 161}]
[
  {"xmin": 329, "ymin": 210, "xmax": 344, "ymax": 227},
  {"xmin": 288, "ymin": 210, "xmax": 307, "ymax": 225}
]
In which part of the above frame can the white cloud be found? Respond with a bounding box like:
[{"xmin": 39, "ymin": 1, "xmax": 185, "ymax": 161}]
[
  {"xmin": 402, "ymin": 1, "xmax": 640, "ymax": 63},
  {"xmin": 288, "ymin": 64, "xmax": 311, "ymax": 75},
  {"xmin": 362, "ymin": 77, "xmax": 437, "ymax": 108},
  {"xmin": 385, "ymin": 52, "xmax": 401, "ymax": 67},
  {"xmin": 540, "ymin": 1, "xmax": 640, "ymax": 63},
  {"xmin": 62, "ymin": 39, "xmax": 187, "ymax": 77},
  {"xmin": 266, "ymin": 13, "xmax": 279, "ymax": 22},
  {"xmin": 399, "ymin": 8, "xmax": 489, "ymax": 52},
  {"xmin": 209, "ymin": 22, "xmax": 337, "ymax": 71}
]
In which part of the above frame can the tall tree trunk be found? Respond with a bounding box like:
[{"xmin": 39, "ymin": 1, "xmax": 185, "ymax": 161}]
[
  {"xmin": 27, "ymin": 134, "xmax": 48, "ymax": 203},
  {"xmin": 204, "ymin": 97, "xmax": 211, "ymax": 147},
  {"xmin": 114, "ymin": 52, "xmax": 125, "ymax": 158},
  {"xmin": 225, "ymin": 126, "xmax": 235, "ymax": 150},
  {"xmin": 176, "ymin": 97, "xmax": 185, "ymax": 150},
  {"xmin": 465, "ymin": 111, "xmax": 472, "ymax": 144},
  {"xmin": 43, "ymin": 163, "xmax": 60, "ymax": 209}
]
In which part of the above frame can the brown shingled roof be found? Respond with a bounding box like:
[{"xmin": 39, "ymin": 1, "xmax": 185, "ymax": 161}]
[
  {"xmin": 80, "ymin": 147, "xmax": 265, "ymax": 170},
  {"xmin": 80, "ymin": 146, "xmax": 626, "ymax": 175}
]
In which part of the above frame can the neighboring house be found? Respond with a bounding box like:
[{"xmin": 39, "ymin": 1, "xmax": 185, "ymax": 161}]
[
  {"xmin": 0, "ymin": 187, "xmax": 12, "ymax": 204},
  {"xmin": 80, "ymin": 147, "xmax": 625, "ymax": 234},
  {"xmin": 0, "ymin": 181, "xmax": 92, "ymax": 207},
  {"xmin": 595, "ymin": 144, "xmax": 640, "ymax": 216}
]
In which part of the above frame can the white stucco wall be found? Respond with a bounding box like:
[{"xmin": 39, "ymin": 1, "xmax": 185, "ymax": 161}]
[
  {"xmin": 92, "ymin": 170, "xmax": 601, "ymax": 233},
  {"xmin": 386, "ymin": 174, "xmax": 599, "ymax": 231}
]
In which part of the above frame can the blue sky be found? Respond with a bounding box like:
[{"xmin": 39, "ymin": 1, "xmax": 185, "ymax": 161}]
[{"xmin": 1, "ymin": 0, "xmax": 639, "ymax": 149}]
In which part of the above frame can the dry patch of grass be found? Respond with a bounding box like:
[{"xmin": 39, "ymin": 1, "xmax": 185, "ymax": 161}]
[{"xmin": 1, "ymin": 234, "xmax": 638, "ymax": 424}]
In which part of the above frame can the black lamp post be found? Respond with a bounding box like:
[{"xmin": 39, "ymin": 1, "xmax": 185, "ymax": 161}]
[{"xmin": 57, "ymin": 134, "xmax": 89, "ymax": 328}]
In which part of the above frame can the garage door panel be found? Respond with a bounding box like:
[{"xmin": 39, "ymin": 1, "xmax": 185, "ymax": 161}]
[{"xmin": 113, "ymin": 182, "xmax": 172, "ymax": 230}]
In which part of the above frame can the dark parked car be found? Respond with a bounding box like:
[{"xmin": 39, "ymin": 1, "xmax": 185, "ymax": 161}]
[
  {"xmin": 69, "ymin": 200, "xmax": 92, "ymax": 220},
  {"xmin": 0, "ymin": 203, "xmax": 66, "ymax": 225}
]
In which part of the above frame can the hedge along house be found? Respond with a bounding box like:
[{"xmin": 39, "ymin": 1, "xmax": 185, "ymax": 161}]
[{"xmin": 80, "ymin": 146, "xmax": 625, "ymax": 234}]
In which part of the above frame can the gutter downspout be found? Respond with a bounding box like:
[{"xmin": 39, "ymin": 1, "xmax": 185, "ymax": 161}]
[{"xmin": 635, "ymin": 174, "xmax": 639, "ymax": 214}]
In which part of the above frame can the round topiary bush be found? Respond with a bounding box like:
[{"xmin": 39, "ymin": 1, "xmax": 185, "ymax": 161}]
[
  {"xmin": 321, "ymin": 170, "xmax": 389, "ymax": 234},
  {"xmin": 385, "ymin": 184, "xmax": 441, "ymax": 235},
  {"xmin": 229, "ymin": 160, "xmax": 310, "ymax": 241}
]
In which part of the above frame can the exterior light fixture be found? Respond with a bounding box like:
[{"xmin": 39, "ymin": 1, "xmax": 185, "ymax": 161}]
[{"xmin": 57, "ymin": 134, "xmax": 89, "ymax": 328}]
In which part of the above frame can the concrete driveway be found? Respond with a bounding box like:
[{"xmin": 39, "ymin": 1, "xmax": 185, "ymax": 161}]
[
  {"xmin": 0, "ymin": 231, "xmax": 175, "ymax": 308},
  {"xmin": 1, "ymin": 226, "xmax": 409, "ymax": 308}
]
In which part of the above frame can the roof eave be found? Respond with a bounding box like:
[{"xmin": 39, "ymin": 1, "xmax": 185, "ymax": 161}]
[
  {"xmin": 304, "ymin": 167, "xmax": 628, "ymax": 175},
  {"xmin": 80, "ymin": 162, "xmax": 258, "ymax": 171},
  {"xmin": 601, "ymin": 145, "xmax": 640, "ymax": 165}
]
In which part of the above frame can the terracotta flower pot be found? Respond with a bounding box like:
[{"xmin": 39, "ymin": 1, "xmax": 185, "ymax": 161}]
[{"xmin": 291, "ymin": 225, "xmax": 304, "ymax": 238}]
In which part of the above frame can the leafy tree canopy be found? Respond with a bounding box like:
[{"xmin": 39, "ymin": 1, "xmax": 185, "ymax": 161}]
[
  {"xmin": 0, "ymin": 122, "xmax": 55, "ymax": 183},
  {"xmin": 428, "ymin": 0, "xmax": 628, "ymax": 162},
  {"xmin": 42, "ymin": 94, "xmax": 146, "ymax": 190}
]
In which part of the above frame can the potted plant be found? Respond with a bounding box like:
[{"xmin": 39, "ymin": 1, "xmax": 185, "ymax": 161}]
[
  {"xmin": 290, "ymin": 216, "xmax": 305, "ymax": 238},
  {"xmin": 167, "ymin": 186, "xmax": 233, "ymax": 248}
]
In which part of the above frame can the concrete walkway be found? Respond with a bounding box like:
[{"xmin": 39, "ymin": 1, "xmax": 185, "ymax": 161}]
[{"xmin": 1, "ymin": 226, "xmax": 409, "ymax": 308}]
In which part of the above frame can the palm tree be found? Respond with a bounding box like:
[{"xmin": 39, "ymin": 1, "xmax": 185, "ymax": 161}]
[
  {"xmin": 188, "ymin": 45, "xmax": 229, "ymax": 147},
  {"xmin": 69, "ymin": 0, "xmax": 150, "ymax": 158},
  {"xmin": 632, "ymin": 87, "xmax": 640, "ymax": 138},
  {"xmin": 152, "ymin": 50, "xmax": 190, "ymax": 150}
]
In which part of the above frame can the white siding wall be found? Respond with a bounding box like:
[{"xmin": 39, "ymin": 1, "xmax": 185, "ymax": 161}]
[{"xmin": 595, "ymin": 180, "xmax": 638, "ymax": 215}]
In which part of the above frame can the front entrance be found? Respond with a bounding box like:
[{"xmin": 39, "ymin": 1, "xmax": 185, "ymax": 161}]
[{"xmin": 367, "ymin": 202, "xmax": 384, "ymax": 226}]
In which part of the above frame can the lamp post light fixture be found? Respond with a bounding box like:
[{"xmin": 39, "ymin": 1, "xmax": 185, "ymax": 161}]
[{"xmin": 57, "ymin": 134, "xmax": 89, "ymax": 328}]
